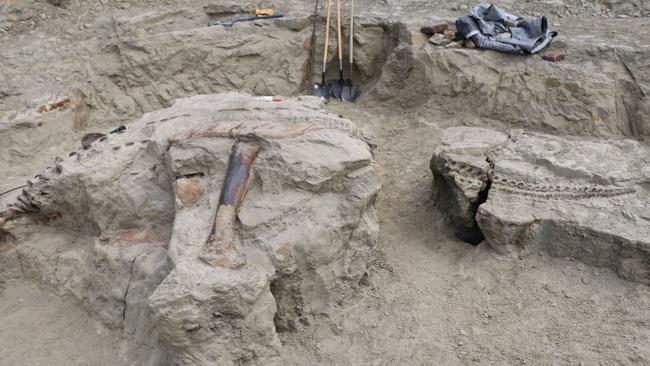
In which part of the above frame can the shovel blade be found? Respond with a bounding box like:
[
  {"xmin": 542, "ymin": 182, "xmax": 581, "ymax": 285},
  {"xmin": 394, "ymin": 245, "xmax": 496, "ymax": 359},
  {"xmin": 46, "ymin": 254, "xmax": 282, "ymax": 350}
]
[
  {"xmin": 330, "ymin": 80, "xmax": 344, "ymax": 100},
  {"xmin": 314, "ymin": 83, "xmax": 331, "ymax": 99},
  {"xmin": 341, "ymin": 80, "xmax": 359, "ymax": 102}
]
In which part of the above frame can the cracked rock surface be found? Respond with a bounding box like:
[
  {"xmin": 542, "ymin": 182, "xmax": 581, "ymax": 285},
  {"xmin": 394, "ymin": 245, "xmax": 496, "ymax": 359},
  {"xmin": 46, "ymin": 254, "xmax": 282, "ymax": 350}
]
[{"xmin": 431, "ymin": 127, "xmax": 650, "ymax": 284}]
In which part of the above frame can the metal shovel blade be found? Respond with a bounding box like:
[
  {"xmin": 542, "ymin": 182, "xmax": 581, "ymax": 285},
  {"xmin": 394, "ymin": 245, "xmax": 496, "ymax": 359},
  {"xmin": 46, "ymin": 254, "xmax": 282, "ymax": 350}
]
[
  {"xmin": 341, "ymin": 80, "xmax": 359, "ymax": 102},
  {"xmin": 314, "ymin": 82, "xmax": 331, "ymax": 99},
  {"xmin": 330, "ymin": 79, "xmax": 344, "ymax": 100}
]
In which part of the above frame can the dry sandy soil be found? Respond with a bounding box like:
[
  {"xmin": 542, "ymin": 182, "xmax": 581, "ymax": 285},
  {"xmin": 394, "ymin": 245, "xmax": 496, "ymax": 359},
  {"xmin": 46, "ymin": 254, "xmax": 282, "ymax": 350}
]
[{"xmin": 1, "ymin": 0, "xmax": 649, "ymax": 365}]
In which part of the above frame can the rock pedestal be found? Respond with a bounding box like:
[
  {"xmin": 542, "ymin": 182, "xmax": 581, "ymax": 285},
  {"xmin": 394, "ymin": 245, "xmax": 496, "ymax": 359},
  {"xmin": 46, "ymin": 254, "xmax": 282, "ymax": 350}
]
[
  {"xmin": 0, "ymin": 93, "xmax": 382, "ymax": 365},
  {"xmin": 431, "ymin": 127, "xmax": 650, "ymax": 284}
]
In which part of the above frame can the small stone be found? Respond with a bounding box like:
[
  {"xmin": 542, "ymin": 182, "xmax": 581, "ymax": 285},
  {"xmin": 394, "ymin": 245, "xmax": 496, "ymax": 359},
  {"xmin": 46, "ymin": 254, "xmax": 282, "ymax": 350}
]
[
  {"xmin": 541, "ymin": 49, "xmax": 565, "ymax": 62},
  {"xmin": 421, "ymin": 23, "xmax": 448, "ymax": 35},
  {"xmin": 443, "ymin": 30, "xmax": 455, "ymax": 40},
  {"xmin": 429, "ymin": 33, "xmax": 451, "ymax": 46},
  {"xmin": 580, "ymin": 277, "xmax": 589, "ymax": 285}
]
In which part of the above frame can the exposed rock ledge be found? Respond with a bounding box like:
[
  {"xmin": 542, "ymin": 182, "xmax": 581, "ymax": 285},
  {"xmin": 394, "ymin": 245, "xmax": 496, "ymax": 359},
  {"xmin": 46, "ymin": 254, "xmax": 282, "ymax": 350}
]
[
  {"xmin": 0, "ymin": 93, "xmax": 382, "ymax": 365},
  {"xmin": 431, "ymin": 127, "xmax": 650, "ymax": 284}
]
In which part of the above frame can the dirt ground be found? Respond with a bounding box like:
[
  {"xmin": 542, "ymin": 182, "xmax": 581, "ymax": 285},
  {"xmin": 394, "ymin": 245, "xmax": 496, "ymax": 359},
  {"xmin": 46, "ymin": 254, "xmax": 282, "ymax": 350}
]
[
  {"xmin": 0, "ymin": 280, "xmax": 128, "ymax": 366},
  {"xmin": 274, "ymin": 102, "xmax": 650, "ymax": 365},
  {"xmin": 1, "ymin": 0, "xmax": 649, "ymax": 365}
]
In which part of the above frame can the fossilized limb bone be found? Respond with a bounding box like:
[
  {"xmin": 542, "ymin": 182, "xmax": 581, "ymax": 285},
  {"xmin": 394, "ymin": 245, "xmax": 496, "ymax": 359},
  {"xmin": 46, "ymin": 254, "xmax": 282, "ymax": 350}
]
[
  {"xmin": 199, "ymin": 140, "xmax": 261, "ymax": 268},
  {"xmin": 169, "ymin": 121, "xmax": 328, "ymax": 144}
]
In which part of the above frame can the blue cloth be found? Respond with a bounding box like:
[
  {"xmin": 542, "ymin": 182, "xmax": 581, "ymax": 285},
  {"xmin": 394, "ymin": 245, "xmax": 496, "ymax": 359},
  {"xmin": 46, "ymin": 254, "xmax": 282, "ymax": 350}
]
[{"xmin": 456, "ymin": 4, "xmax": 557, "ymax": 54}]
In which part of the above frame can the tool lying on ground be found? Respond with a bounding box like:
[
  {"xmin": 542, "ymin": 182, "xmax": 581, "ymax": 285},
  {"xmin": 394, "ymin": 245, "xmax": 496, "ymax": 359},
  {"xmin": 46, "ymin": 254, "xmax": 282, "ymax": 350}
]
[
  {"xmin": 255, "ymin": 9, "xmax": 274, "ymax": 16},
  {"xmin": 213, "ymin": 13, "xmax": 285, "ymax": 28},
  {"xmin": 254, "ymin": 96, "xmax": 284, "ymax": 102},
  {"xmin": 314, "ymin": 0, "xmax": 333, "ymax": 98},
  {"xmin": 341, "ymin": 0, "xmax": 359, "ymax": 102},
  {"xmin": 307, "ymin": 0, "xmax": 320, "ymax": 91},
  {"xmin": 330, "ymin": 0, "xmax": 346, "ymax": 100}
]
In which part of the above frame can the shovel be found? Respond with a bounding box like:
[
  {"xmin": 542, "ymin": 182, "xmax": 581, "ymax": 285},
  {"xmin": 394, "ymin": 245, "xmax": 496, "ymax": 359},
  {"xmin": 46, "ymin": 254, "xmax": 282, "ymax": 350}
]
[
  {"xmin": 341, "ymin": 0, "xmax": 359, "ymax": 102},
  {"xmin": 307, "ymin": 0, "xmax": 320, "ymax": 90},
  {"xmin": 330, "ymin": 0, "xmax": 345, "ymax": 100},
  {"xmin": 213, "ymin": 14, "xmax": 285, "ymax": 28},
  {"xmin": 314, "ymin": 0, "xmax": 333, "ymax": 98}
]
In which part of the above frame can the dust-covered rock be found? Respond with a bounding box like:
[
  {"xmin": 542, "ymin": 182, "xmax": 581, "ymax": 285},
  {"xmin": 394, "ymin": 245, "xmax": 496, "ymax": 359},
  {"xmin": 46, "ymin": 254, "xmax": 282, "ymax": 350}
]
[
  {"xmin": 431, "ymin": 127, "xmax": 650, "ymax": 284},
  {"xmin": 430, "ymin": 127, "xmax": 506, "ymax": 244},
  {"xmin": 370, "ymin": 23, "xmax": 650, "ymax": 139},
  {"xmin": 0, "ymin": 93, "xmax": 381, "ymax": 365}
]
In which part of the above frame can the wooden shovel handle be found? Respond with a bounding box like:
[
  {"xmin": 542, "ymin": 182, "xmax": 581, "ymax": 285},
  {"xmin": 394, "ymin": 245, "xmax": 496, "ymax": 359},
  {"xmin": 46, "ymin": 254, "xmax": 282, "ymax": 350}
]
[
  {"xmin": 336, "ymin": 0, "xmax": 343, "ymax": 62},
  {"xmin": 349, "ymin": 0, "xmax": 354, "ymax": 66},
  {"xmin": 323, "ymin": 0, "xmax": 332, "ymax": 66}
]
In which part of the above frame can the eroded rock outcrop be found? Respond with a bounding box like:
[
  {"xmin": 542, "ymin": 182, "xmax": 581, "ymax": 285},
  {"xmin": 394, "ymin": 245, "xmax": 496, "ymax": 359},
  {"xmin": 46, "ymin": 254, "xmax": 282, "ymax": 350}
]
[
  {"xmin": 374, "ymin": 26, "xmax": 650, "ymax": 139},
  {"xmin": 0, "ymin": 93, "xmax": 381, "ymax": 365},
  {"xmin": 431, "ymin": 127, "xmax": 650, "ymax": 284}
]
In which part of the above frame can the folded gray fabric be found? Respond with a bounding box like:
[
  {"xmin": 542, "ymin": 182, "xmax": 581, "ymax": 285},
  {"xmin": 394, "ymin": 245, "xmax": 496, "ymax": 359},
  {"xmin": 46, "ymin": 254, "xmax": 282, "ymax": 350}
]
[{"xmin": 456, "ymin": 3, "xmax": 557, "ymax": 54}]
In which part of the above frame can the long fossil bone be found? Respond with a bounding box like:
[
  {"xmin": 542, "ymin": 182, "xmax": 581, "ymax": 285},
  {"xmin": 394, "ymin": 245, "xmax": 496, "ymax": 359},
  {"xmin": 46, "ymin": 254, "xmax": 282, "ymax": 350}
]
[
  {"xmin": 179, "ymin": 121, "xmax": 340, "ymax": 269},
  {"xmin": 169, "ymin": 120, "xmax": 329, "ymax": 144},
  {"xmin": 199, "ymin": 141, "xmax": 261, "ymax": 269}
]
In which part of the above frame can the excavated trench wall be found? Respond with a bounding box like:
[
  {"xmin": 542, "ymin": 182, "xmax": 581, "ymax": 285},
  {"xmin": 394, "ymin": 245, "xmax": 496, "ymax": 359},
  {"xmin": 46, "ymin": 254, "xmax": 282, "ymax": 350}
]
[{"xmin": 3, "ymin": 7, "xmax": 649, "ymax": 196}]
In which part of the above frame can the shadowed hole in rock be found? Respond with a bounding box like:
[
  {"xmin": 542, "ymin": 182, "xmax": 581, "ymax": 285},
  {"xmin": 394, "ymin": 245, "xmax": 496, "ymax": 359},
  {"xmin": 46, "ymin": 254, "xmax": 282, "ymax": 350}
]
[
  {"xmin": 175, "ymin": 172, "xmax": 205, "ymax": 179},
  {"xmin": 431, "ymin": 165, "xmax": 490, "ymax": 246},
  {"xmin": 0, "ymin": 229, "xmax": 17, "ymax": 251},
  {"xmin": 269, "ymin": 275, "xmax": 305, "ymax": 334},
  {"xmin": 455, "ymin": 180, "xmax": 491, "ymax": 246},
  {"xmin": 358, "ymin": 272, "xmax": 370, "ymax": 286}
]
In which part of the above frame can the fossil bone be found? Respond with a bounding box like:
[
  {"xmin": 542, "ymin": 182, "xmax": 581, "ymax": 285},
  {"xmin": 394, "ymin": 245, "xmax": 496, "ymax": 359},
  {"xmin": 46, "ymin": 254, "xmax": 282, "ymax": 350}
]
[
  {"xmin": 170, "ymin": 121, "xmax": 329, "ymax": 144},
  {"xmin": 199, "ymin": 141, "xmax": 261, "ymax": 269}
]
